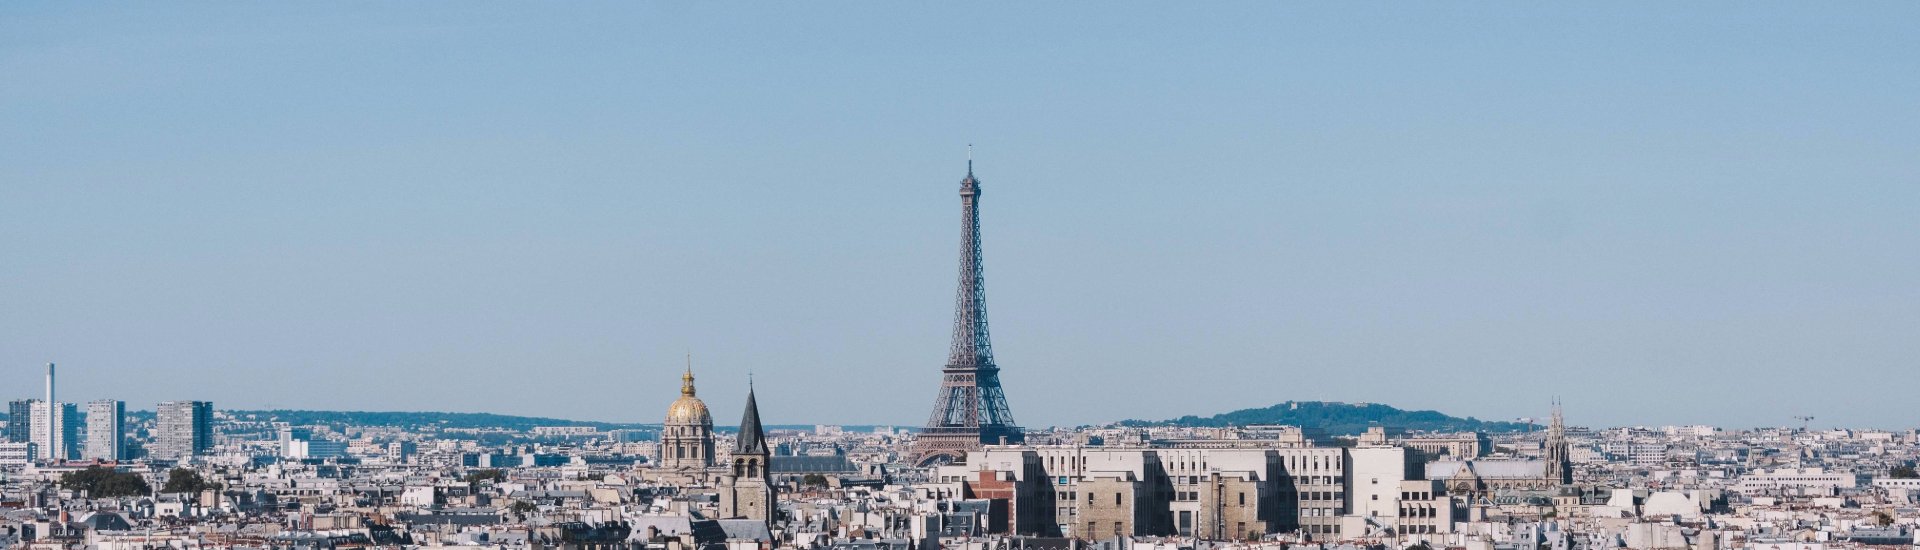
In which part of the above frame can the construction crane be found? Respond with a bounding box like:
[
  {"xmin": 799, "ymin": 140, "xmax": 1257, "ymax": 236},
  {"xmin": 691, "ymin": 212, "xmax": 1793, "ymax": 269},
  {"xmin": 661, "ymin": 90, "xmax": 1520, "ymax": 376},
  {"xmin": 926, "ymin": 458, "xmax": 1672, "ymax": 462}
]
[{"xmin": 1793, "ymin": 416, "xmax": 1815, "ymax": 432}]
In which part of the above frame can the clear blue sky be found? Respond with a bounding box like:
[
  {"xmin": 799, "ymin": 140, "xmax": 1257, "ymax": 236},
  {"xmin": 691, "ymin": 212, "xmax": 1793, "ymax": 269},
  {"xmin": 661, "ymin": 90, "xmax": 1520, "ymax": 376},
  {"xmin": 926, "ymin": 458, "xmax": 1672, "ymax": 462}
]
[{"xmin": 3, "ymin": 3, "xmax": 1916, "ymax": 430}]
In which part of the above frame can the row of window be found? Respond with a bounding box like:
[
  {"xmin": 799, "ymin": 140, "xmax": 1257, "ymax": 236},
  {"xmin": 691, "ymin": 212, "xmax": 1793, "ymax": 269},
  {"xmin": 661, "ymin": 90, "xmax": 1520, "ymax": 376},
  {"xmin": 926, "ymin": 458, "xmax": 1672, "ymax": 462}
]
[{"xmin": 1303, "ymin": 523, "xmax": 1341, "ymax": 534}]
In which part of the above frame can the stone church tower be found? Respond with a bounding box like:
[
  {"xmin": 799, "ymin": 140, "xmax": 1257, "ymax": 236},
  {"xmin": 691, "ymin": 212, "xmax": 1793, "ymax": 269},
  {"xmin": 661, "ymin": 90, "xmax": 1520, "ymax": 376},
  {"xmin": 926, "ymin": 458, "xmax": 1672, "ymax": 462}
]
[
  {"xmin": 720, "ymin": 384, "xmax": 774, "ymax": 527},
  {"xmin": 660, "ymin": 364, "xmax": 714, "ymax": 470},
  {"xmin": 1544, "ymin": 399, "xmax": 1573, "ymax": 486}
]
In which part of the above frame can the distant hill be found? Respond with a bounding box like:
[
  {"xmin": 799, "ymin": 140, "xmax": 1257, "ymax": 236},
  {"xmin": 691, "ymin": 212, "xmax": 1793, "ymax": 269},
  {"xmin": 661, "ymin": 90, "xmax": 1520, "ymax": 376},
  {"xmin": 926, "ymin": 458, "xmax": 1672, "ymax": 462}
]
[
  {"xmin": 1121, "ymin": 401, "xmax": 1532, "ymax": 435},
  {"xmin": 222, "ymin": 410, "xmax": 657, "ymax": 432},
  {"xmin": 178, "ymin": 410, "xmax": 891, "ymax": 434}
]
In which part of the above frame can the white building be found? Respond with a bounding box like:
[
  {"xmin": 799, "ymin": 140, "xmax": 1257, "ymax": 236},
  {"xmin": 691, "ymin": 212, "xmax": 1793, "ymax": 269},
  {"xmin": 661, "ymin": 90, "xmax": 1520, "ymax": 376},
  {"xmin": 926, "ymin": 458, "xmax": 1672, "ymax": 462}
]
[
  {"xmin": 85, "ymin": 399, "xmax": 125, "ymax": 461},
  {"xmin": 0, "ymin": 441, "xmax": 34, "ymax": 465},
  {"xmin": 1735, "ymin": 468, "xmax": 1857, "ymax": 494},
  {"xmin": 280, "ymin": 426, "xmax": 348, "ymax": 460},
  {"xmin": 30, "ymin": 401, "xmax": 78, "ymax": 461}
]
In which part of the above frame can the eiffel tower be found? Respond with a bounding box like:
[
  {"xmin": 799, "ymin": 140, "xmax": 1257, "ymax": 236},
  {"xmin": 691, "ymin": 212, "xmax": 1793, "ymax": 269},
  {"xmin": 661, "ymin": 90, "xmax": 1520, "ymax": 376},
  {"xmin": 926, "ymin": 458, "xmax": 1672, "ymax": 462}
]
[{"xmin": 912, "ymin": 158, "xmax": 1023, "ymax": 466}]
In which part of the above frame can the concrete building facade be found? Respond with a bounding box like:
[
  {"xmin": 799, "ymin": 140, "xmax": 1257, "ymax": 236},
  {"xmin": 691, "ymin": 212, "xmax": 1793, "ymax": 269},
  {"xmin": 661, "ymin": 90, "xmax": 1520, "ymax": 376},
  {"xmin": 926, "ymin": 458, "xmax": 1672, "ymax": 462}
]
[
  {"xmin": 154, "ymin": 400, "xmax": 213, "ymax": 460},
  {"xmin": 85, "ymin": 399, "xmax": 124, "ymax": 461}
]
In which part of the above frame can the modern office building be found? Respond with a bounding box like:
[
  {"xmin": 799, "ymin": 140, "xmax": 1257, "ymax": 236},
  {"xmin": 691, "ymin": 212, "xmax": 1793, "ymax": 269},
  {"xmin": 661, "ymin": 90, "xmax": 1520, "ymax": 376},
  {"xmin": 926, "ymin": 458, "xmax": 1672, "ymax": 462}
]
[
  {"xmin": 279, "ymin": 426, "xmax": 347, "ymax": 460},
  {"xmin": 0, "ymin": 441, "xmax": 33, "ymax": 466},
  {"xmin": 85, "ymin": 399, "xmax": 125, "ymax": 461},
  {"xmin": 30, "ymin": 401, "xmax": 78, "ymax": 461},
  {"xmin": 26, "ymin": 363, "xmax": 78, "ymax": 461},
  {"xmin": 153, "ymin": 400, "xmax": 213, "ymax": 459},
  {"xmin": 5, "ymin": 399, "xmax": 32, "ymax": 443}
]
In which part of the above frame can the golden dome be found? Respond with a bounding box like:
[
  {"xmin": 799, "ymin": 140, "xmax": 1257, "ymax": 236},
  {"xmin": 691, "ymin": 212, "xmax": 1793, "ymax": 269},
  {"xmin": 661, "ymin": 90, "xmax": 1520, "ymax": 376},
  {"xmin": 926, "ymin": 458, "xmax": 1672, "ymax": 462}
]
[{"xmin": 665, "ymin": 367, "xmax": 712, "ymax": 426}]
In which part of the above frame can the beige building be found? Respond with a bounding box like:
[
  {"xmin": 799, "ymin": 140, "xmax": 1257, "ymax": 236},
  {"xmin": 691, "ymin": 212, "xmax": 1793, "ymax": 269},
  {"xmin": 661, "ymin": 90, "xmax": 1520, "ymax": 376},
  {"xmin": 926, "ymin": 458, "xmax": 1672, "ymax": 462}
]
[{"xmin": 946, "ymin": 443, "xmax": 1456, "ymax": 542}]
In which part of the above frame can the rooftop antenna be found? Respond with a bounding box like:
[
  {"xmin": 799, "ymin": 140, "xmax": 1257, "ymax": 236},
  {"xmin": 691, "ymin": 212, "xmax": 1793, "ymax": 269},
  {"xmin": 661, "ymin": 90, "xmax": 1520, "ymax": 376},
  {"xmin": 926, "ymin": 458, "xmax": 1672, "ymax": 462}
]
[{"xmin": 967, "ymin": 143, "xmax": 973, "ymax": 173}]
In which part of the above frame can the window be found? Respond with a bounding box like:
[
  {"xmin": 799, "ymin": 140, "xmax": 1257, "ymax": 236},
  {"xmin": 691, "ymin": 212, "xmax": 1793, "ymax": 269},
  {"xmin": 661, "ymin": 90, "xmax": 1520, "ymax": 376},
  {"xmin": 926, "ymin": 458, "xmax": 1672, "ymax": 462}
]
[
  {"xmin": 1238, "ymin": 492, "xmax": 1246, "ymax": 505},
  {"xmin": 1115, "ymin": 493, "xmax": 1122, "ymax": 505}
]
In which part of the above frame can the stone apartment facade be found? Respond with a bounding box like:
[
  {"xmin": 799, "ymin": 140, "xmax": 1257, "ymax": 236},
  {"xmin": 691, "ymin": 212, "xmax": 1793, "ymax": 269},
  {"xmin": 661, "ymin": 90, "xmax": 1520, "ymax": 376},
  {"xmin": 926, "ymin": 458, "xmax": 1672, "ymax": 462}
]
[{"xmin": 943, "ymin": 444, "xmax": 1457, "ymax": 541}]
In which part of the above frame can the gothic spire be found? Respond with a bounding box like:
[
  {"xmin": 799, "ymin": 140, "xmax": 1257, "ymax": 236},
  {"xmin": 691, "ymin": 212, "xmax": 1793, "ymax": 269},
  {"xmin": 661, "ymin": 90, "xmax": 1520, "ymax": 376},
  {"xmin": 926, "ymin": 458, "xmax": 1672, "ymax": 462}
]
[
  {"xmin": 1549, "ymin": 397, "xmax": 1565, "ymax": 439},
  {"xmin": 735, "ymin": 385, "xmax": 769, "ymax": 455}
]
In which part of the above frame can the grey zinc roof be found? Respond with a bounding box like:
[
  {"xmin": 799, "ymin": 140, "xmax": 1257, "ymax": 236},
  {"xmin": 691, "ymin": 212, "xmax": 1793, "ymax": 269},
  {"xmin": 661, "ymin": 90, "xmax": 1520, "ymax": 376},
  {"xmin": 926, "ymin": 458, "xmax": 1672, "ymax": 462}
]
[
  {"xmin": 717, "ymin": 519, "xmax": 773, "ymax": 541},
  {"xmin": 1426, "ymin": 459, "xmax": 1546, "ymax": 479},
  {"xmin": 771, "ymin": 456, "xmax": 858, "ymax": 474}
]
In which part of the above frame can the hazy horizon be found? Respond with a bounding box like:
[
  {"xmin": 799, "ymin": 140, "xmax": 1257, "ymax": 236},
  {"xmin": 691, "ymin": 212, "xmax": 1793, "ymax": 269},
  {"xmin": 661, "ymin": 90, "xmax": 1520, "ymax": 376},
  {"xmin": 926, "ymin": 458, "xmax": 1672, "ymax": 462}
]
[{"xmin": 4, "ymin": 3, "xmax": 1917, "ymax": 430}]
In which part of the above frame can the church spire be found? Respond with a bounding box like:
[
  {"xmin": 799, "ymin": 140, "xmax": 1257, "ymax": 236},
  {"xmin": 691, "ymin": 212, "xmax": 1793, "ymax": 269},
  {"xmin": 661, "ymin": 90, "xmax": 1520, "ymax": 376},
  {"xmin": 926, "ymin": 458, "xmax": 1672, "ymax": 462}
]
[
  {"xmin": 735, "ymin": 385, "xmax": 769, "ymax": 455},
  {"xmin": 1545, "ymin": 398, "xmax": 1572, "ymax": 485},
  {"xmin": 1549, "ymin": 397, "xmax": 1565, "ymax": 439}
]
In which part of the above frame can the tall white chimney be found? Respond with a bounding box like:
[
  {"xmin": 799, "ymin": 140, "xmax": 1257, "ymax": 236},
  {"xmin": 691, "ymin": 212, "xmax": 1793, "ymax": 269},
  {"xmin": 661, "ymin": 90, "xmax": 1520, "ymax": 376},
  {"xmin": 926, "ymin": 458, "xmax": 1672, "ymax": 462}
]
[{"xmin": 46, "ymin": 362, "xmax": 55, "ymax": 405}]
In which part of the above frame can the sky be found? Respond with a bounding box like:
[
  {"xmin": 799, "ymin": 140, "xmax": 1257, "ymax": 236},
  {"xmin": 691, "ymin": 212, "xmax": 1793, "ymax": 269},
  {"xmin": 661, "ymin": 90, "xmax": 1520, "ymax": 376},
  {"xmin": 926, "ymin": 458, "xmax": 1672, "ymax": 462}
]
[{"xmin": 2, "ymin": 3, "xmax": 1917, "ymax": 430}]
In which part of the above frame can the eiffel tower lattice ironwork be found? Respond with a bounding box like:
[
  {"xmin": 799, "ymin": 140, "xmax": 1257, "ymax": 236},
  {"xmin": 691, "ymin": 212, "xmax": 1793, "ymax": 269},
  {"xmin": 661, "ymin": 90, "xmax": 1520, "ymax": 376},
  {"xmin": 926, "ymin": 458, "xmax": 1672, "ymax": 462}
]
[{"xmin": 912, "ymin": 158, "xmax": 1024, "ymax": 466}]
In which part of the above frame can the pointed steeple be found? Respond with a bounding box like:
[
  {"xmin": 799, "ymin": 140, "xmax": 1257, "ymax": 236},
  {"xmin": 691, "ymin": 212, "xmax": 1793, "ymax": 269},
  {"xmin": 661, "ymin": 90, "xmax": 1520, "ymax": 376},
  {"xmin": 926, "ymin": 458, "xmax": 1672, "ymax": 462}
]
[
  {"xmin": 735, "ymin": 384, "xmax": 769, "ymax": 455},
  {"xmin": 1545, "ymin": 398, "xmax": 1572, "ymax": 486},
  {"xmin": 1549, "ymin": 397, "xmax": 1565, "ymax": 439}
]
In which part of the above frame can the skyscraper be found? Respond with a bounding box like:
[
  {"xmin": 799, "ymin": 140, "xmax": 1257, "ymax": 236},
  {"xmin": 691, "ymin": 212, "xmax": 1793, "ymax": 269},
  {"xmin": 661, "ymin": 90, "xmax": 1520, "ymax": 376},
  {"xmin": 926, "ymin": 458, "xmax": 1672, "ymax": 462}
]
[
  {"xmin": 913, "ymin": 159, "xmax": 1024, "ymax": 466},
  {"xmin": 4, "ymin": 400, "xmax": 31, "ymax": 443},
  {"xmin": 154, "ymin": 401, "xmax": 213, "ymax": 460},
  {"xmin": 29, "ymin": 363, "xmax": 74, "ymax": 461},
  {"xmin": 29, "ymin": 401, "xmax": 78, "ymax": 461},
  {"xmin": 86, "ymin": 399, "xmax": 125, "ymax": 461}
]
